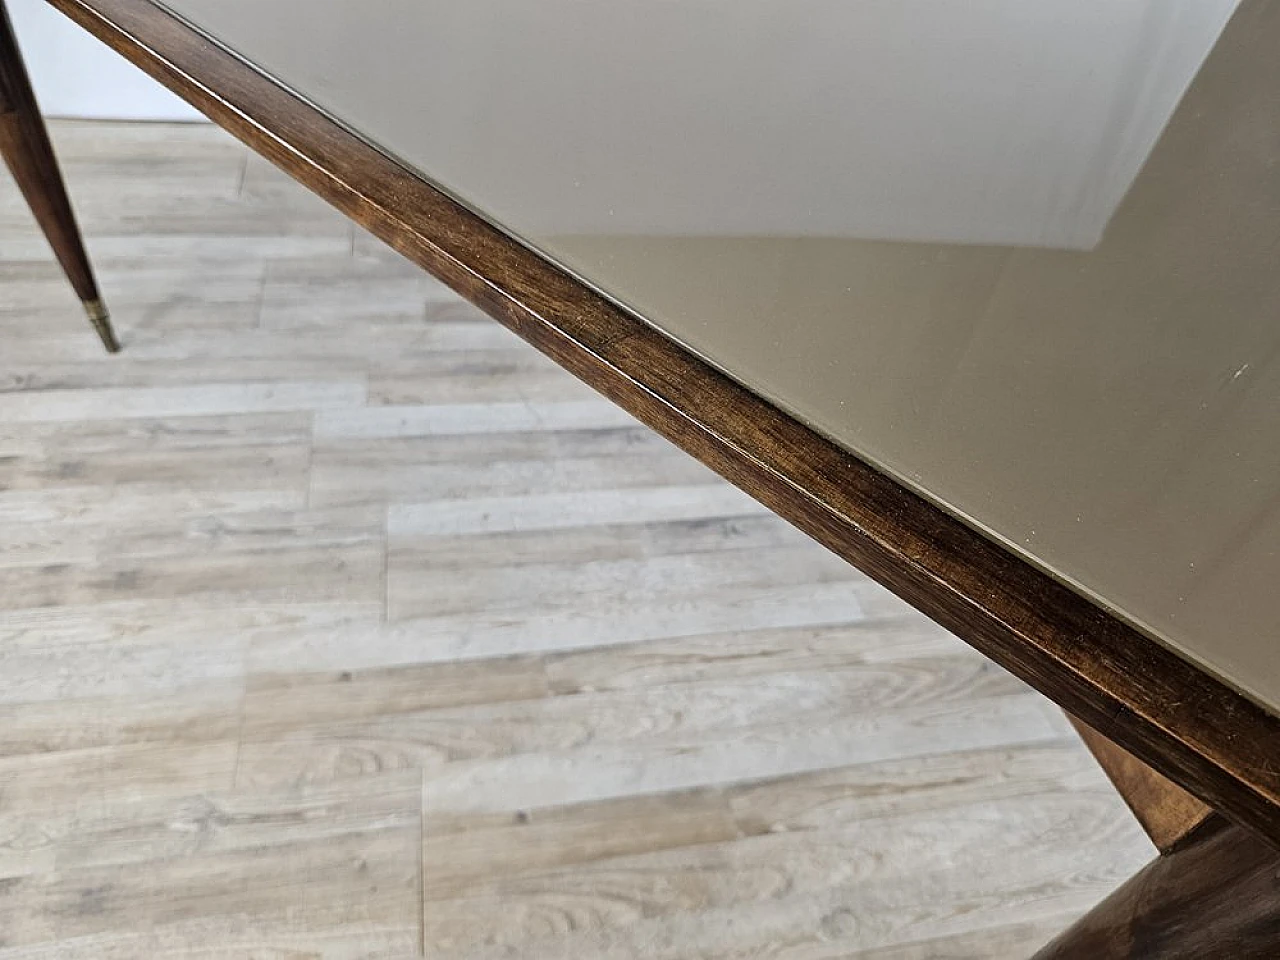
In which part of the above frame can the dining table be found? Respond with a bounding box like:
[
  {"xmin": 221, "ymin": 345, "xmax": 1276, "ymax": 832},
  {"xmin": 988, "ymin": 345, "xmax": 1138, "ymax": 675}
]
[{"xmin": 5, "ymin": 0, "xmax": 1280, "ymax": 955}]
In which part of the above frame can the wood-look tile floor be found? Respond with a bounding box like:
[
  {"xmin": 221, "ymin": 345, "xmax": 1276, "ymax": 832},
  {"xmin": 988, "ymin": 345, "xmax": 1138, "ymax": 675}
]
[{"xmin": 0, "ymin": 121, "xmax": 1153, "ymax": 958}]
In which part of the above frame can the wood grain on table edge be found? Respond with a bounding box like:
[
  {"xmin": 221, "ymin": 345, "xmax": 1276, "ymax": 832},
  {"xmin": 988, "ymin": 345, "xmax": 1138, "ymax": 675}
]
[{"xmin": 42, "ymin": 0, "xmax": 1280, "ymax": 843}]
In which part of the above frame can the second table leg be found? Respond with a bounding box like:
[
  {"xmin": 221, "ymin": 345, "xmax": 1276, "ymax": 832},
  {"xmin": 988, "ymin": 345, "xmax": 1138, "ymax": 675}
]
[{"xmin": 0, "ymin": 0, "xmax": 119, "ymax": 352}]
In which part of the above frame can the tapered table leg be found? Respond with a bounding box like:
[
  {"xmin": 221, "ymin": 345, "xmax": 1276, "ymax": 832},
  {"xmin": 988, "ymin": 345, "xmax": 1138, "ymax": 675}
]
[
  {"xmin": 0, "ymin": 0, "xmax": 118, "ymax": 352},
  {"xmin": 1033, "ymin": 819, "xmax": 1280, "ymax": 959}
]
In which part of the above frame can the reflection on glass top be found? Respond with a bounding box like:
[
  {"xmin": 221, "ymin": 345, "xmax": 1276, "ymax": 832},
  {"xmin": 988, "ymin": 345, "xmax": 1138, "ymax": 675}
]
[{"xmin": 165, "ymin": 0, "xmax": 1280, "ymax": 710}]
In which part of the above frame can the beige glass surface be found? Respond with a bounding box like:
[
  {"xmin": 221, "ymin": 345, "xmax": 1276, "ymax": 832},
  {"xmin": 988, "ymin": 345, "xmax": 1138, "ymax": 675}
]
[{"xmin": 163, "ymin": 0, "xmax": 1280, "ymax": 710}]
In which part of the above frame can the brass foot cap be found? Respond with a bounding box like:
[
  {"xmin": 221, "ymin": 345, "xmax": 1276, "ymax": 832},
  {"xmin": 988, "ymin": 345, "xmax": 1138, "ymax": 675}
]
[{"xmin": 82, "ymin": 298, "xmax": 121, "ymax": 353}]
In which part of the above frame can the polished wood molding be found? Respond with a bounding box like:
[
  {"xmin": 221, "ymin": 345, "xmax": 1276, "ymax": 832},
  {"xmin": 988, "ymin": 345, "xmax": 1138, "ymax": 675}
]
[
  {"xmin": 42, "ymin": 0, "xmax": 1280, "ymax": 842},
  {"xmin": 1069, "ymin": 716, "xmax": 1217, "ymax": 853},
  {"xmin": 1033, "ymin": 819, "xmax": 1280, "ymax": 959},
  {"xmin": 0, "ymin": 0, "xmax": 119, "ymax": 351}
]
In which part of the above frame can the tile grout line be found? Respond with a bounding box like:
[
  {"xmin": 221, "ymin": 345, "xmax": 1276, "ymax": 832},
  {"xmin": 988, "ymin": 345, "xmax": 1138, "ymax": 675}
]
[
  {"xmin": 230, "ymin": 657, "xmax": 249, "ymax": 791},
  {"xmin": 304, "ymin": 411, "xmax": 317, "ymax": 509},
  {"xmin": 382, "ymin": 503, "xmax": 391, "ymax": 624},
  {"xmin": 419, "ymin": 768, "xmax": 428, "ymax": 957},
  {"xmin": 252, "ymin": 262, "xmax": 269, "ymax": 329}
]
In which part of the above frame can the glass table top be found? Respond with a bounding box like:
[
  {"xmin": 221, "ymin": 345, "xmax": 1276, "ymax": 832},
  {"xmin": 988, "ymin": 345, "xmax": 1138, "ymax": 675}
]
[{"xmin": 162, "ymin": 0, "xmax": 1280, "ymax": 712}]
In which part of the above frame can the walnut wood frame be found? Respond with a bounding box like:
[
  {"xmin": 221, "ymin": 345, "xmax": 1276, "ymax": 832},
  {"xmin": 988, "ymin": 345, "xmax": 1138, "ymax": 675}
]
[{"xmin": 41, "ymin": 0, "xmax": 1280, "ymax": 847}]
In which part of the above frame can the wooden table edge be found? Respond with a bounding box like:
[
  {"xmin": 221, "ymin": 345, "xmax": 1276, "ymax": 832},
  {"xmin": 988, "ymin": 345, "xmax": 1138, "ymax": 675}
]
[{"xmin": 43, "ymin": 0, "xmax": 1280, "ymax": 843}]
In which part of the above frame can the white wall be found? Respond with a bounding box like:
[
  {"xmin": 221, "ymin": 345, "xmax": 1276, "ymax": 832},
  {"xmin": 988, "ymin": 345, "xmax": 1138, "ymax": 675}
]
[{"xmin": 9, "ymin": 0, "xmax": 206, "ymax": 120}]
